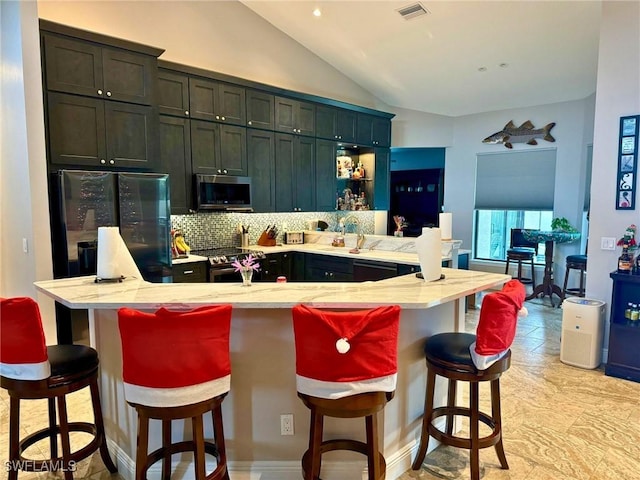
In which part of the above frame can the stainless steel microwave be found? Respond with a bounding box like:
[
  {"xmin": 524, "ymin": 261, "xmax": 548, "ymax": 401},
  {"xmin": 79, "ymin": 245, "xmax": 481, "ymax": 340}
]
[{"xmin": 195, "ymin": 174, "xmax": 253, "ymax": 211}]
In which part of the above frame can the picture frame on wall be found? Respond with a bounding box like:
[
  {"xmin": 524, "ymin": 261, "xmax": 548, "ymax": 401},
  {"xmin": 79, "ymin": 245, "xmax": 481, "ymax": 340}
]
[{"xmin": 616, "ymin": 115, "xmax": 639, "ymax": 210}]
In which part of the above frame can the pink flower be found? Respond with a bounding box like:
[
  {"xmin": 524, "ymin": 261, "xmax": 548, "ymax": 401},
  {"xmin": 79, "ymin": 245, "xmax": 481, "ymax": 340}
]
[{"xmin": 232, "ymin": 254, "xmax": 261, "ymax": 273}]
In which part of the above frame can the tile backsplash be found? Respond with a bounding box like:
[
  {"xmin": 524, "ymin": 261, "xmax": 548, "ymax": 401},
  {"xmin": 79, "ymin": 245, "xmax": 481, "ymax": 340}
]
[{"xmin": 171, "ymin": 211, "xmax": 377, "ymax": 250}]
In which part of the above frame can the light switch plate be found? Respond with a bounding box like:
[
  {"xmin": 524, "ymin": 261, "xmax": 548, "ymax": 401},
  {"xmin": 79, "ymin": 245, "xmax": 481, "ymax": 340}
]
[{"xmin": 601, "ymin": 237, "xmax": 616, "ymax": 250}]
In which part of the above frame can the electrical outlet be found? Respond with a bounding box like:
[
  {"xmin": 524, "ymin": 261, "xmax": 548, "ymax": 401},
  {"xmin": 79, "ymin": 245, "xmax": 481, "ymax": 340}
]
[
  {"xmin": 280, "ymin": 414, "xmax": 294, "ymax": 435},
  {"xmin": 601, "ymin": 237, "xmax": 617, "ymax": 250},
  {"xmin": 22, "ymin": 238, "xmax": 28, "ymax": 253}
]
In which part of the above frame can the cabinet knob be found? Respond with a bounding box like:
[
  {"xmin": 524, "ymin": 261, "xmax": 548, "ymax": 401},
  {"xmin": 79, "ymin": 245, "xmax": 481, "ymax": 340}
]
[
  {"xmin": 217, "ymin": 169, "xmax": 222, "ymax": 174},
  {"xmin": 184, "ymin": 270, "xmax": 194, "ymax": 275},
  {"xmin": 100, "ymin": 159, "xmax": 106, "ymax": 164},
  {"xmin": 221, "ymin": 116, "xmax": 226, "ymax": 121},
  {"xmin": 109, "ymin": 159, "xmax": 115, "ymax": 165},
  {"xmin": 222, "ymin": 169, "xmax": 228, "ymax": 174},
  {"xmin": 216, "ymin": 115, "xmax": 220, "ymax": 120},
  {"xmin": 185, "ymin": 110, "xmax": 189, "ymax": 116},
  {"xmin": 106, "ymin": 91, "xmax": 112, "ymax": 97},
  {"xmin": 97, "ymin": 89, "xmax": 103, "ymax": 95},
  {"xmin": 248, "ymin": 121, "xmax": 252, "ymax": 125}
]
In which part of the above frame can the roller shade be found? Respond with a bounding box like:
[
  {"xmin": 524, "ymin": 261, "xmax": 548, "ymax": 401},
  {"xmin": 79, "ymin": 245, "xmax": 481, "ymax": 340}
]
[{"xmin": 475, "ymin": 149, "xmax": 556, "ymax": 210}]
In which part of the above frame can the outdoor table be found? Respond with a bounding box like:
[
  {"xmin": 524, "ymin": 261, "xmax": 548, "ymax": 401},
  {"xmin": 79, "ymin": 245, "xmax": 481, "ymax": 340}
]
[{"xmin": 522, "ymin": 230, "xmax": 581, "ymax": 307}]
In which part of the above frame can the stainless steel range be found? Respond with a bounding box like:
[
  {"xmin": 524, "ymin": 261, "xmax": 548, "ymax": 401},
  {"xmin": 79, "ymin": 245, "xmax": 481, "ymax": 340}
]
[{"xmin": 193, "ymin": 248, "xmax": 266, "ymax": 283}]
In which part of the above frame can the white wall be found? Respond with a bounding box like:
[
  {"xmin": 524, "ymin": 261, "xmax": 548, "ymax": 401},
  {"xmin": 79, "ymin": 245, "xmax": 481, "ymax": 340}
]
[
  {"xmin": 0, "ymin": 0, "xmax": 55, "ymax": 342},
  {"xmin": 36, "ymin": 0, "xmax": 384, "ymax": 111},
  {"xmin": 588, "ymin": 1, "xmax": 640, "ymax": 344}
]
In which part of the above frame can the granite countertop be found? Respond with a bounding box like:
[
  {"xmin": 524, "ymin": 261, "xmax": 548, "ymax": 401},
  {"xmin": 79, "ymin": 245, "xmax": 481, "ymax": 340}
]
[
  {"xmin": 172, "ymin": 254, "xmax": 208, "ymax": 265},
  {"xmin": 34, "ymin": 268, "xmax": 509, "ymax": 311}
]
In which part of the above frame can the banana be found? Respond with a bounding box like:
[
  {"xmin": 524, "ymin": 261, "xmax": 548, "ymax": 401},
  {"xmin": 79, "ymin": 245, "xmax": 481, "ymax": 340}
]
[{"xmin": 175, "ymin": 235, "xmax": 191, "ymax": 254}]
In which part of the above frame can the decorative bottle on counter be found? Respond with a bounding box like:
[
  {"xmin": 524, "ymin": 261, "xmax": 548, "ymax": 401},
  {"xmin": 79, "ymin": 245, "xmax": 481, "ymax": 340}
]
[{"xmin": 618, "ymin": 246, "xmax": 632, "ymax": 274}]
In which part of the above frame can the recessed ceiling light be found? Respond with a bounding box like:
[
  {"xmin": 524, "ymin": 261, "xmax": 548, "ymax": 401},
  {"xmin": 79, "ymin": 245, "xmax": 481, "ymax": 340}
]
[
  {"xmin": 478, "ymin": 67, "xmax": 487, "ymax": 72},
  {"xmin": 313, "ymin": 8, "xmax": 322, "ymax": 17}
]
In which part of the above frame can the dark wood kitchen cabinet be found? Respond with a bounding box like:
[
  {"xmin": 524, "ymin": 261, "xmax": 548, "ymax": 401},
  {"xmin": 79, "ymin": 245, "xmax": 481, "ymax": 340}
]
[
  {"xmin": 190, "ymin": 120, "xmax": 247, "ymax": 176},
  {"xmin": 274, "ymin": 133, "xmax": 315, "ymax": 212},
  {"xmin": 42, "ymin": 32, "xmax": 158, "ymax": 106},
  {"xmin": 159, "ymin": 116, "xmax": 193, "ymax": 214},
  {"xmin": 356, "ymin": 114, "xmax": 391, "ymax": 147},
  {"xmin": 247, "ymin": 129, "xmax": 276, "ymax": 213},
  {"xmin": 157, "ymin": 69, "xmax": 190, "ymax": 117},
  {"xmin": 189, "ymin": 78, "xmax": 246, "ymax": 126},
  {"xmin": 305, "ymin": 254, "xmax": 353, "ymax": 282},
  {"xmin": 47, "ymin": 92, "xmax": 158, "ymax": 169},
  {"xmin": 171, "ymin": 261, "xmax": 208, "ymax": 283},
  {"xmin": 316, "ymin": 105, "xmax": 357, "ymax": 143},
  {"xmin": 260, "ymin": 252, "xmax": 292, "ymax": 282},
  {"xmin": 275, "ymin": 97, "xmax": 315, "ymax": 136},
  {"xmin": 606, "ymin": 272, "xmax": 640, "ymax": 382},
  {"xmin": 246, "ymin": 90, "xmax": 275, "ymax": 130},
  {"xmin": 315, "ymin": 139, "xmax": 338, "ymax": 211}
]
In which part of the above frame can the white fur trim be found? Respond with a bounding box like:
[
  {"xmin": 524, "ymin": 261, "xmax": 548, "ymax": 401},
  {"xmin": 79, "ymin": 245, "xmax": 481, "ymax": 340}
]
[
  {"xmin": 519, "ymin": 306, "xmax": 528, "ymax": 317},
  {"xmin": 469, "ymin": 341, "xmax": 508, "ymax": 370},
  {"xmin": 124, "ymin": 375, "xmax": 230, "ymax": 407},
  {"xmin": 0, "ymin": 360, "xmax": 50, "ymax": 380},
  {"xmin": 296, "ymin": 373, "xmax": 397, "ymax": 400}
]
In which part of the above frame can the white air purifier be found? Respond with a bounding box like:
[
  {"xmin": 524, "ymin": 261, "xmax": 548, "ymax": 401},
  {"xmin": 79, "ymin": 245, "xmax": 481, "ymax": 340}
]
[{"xmin": 560, "ymin": 297, "xmax": 606, "ymax": 369}]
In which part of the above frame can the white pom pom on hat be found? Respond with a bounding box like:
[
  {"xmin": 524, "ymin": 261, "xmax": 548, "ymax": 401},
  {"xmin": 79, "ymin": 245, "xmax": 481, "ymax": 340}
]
[{"xmin": 335, "ymin": 338, "xmax": 350, "ymax": 354}]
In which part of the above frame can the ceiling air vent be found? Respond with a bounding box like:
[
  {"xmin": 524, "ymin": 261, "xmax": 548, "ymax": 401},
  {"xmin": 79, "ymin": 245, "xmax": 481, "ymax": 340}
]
[{"xmin": 397, "ymin": 2, "xmax": 430, "ymax": 20}]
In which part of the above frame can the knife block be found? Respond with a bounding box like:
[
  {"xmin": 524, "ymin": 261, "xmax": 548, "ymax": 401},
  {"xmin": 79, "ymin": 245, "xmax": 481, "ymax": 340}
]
[{"xmin": 257, "ymin": 231, "xmax": 276, "ymax": 246}]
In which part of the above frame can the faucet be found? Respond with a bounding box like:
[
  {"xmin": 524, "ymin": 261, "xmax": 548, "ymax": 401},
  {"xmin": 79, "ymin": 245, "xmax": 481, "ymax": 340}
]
[{"xmin": 339, "ymin": 215, "xmax": 366, "ymax": 250}]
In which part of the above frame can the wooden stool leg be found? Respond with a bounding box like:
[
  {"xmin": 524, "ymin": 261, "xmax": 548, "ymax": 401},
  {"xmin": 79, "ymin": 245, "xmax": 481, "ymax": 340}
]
[
  {"xmin": 192, "ymin": 415, "xmax": 206, "ymax": 480},
  {"xmin": 162, "ymin": 420, "xmax": 172, "ymax": 480},
  {"xmin": 308, "ymin": 409, "xmax": 324, "ymax": 480},
  {"xmin": 491, "ymin": 379, "xmax": 509, "ymax": 469},
  {"xmin": 412, "ymin": 367, "xmax": 436, "ymax": 470},
  {"xmin": 516, "ymin": 260, "xmax": 523, "ymax": 282},
  {"xmin": 504, "ymin": 258, "xmax": 510, "ymax": 275},
  {"xmin": 135, "ymin": 411, "xmax": 150, "ymax": 480},
  {"xmin": 469, "ymin": 382, "xmax": 480, "ymax": 480},
  {"xmin": 89, "ymin": 379, "xmax": 118, "ymax": 473},
  {"xmin": 365, "ymin": 413, "xmax": 380, "ymax": 480},
  {"xmin": 212, "ymin": 404, "xmax": 230, "ymax": 480},
  {"xmin": 530, "ymin": 257, "xmax": 536, "ymax": 286},
  {"xmin": 445, "ymin": 379, "xmax": 457, "ymax": 435},
  {"xmin": 563, "ymin": 265, "xmax": 570, "ymax": 294},
  {"xmin": 48, "ymin": 398, "xmax": 58, "ymax": 462},
  {"xmin": 56, "ymin": 395, "xmax": 74, "ymax": 480},
  {"xmin": 8, "ymin": 397, "xmax": 20, "ymax": 480},
  {"xmin": 579, "ymin": 268, "xmax": 585, "ymax": 296}
]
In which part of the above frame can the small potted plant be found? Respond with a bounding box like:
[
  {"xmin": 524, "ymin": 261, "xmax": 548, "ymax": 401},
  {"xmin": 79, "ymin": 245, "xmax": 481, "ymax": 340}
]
[
  {"xmin": 617, "ymin": 224, "xmax": 637, "ymax": 273},
  {"xmin": 232, "ymin": 254, "xmax": 261, "ymax": 286},
  {"xmin": 551, "ymin": 217, "xmax": 578, "ymax": 233}
]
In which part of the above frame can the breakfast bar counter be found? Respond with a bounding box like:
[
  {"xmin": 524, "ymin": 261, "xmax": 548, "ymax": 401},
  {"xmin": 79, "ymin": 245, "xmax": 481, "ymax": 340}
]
[{"xmin": 35, "ymin": 269, "xmax": 509, "ymax": 480}]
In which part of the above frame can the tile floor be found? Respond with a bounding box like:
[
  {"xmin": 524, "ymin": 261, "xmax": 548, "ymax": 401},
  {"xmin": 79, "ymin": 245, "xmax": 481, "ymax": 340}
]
[{"xmin": 2, "ymin": 297, "xmax": 640, "ymax": 480}]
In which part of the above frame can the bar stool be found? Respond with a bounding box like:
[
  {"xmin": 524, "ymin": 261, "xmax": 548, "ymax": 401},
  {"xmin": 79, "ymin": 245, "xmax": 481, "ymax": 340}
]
[
  {"xmin": 292, "ymin": 304, "xmax": 401, "ymax": 480},
  {"xmin": 563, "ymin": 254, "xmax": 587, "ymax": 298},
  {"xmin": 0, "ymin": 297, "xmax": 117, "ymax": 480},
  {"xmin": 117, "ymin": 304, "xmax": 233, "ymax": 480},
  {"xmin": 504, "ymin": 228, "xmax": 538, "ymax": 285},
  {"xmin": 412, "ymin": 280, "xmax": 526, "ymax": 480}
]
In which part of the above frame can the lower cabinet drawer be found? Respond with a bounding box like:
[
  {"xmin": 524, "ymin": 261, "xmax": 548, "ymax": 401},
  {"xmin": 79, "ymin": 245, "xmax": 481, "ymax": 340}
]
[{"xmin": 172, "ymin": 261, "xmax": 207, "ymax": 283}]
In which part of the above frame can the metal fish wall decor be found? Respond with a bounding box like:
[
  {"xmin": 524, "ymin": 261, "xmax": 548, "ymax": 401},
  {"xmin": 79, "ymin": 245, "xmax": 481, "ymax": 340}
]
[{"xmin": 483, "ymin": 120, "xmax": 556, "ymax": 149}]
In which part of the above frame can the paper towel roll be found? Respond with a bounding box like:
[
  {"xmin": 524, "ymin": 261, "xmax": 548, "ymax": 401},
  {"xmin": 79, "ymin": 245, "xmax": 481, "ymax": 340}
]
[
  {"xmin": 96, "ymin": 227, "xmax": 142, "ymax": 281},
  {"xmin": 439, "ymin": 212, "xmax": 452, "ymax": 240},
  {"xmin": 416, "ymin": 227, "xmax": 442, "ymax": 282}
]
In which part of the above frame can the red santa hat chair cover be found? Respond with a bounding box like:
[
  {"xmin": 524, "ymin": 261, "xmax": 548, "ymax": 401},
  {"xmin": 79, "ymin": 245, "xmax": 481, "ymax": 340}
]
[
  {"xmin": 0, "ymin": 297, "xmax": 117, "ymax": 480},
  {"xmin": 292, "ymin": 304, "xmax": 401, "ymax": 480},
  {"xmin": 117, "ymin": 304, "xmax": 232, "ymax": 480}
]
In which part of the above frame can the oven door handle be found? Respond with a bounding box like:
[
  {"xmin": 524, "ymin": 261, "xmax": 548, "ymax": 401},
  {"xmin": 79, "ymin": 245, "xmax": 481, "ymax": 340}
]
[{"xmin": 210, "ymin": 267, "xmax": 238, "ymax": 276}]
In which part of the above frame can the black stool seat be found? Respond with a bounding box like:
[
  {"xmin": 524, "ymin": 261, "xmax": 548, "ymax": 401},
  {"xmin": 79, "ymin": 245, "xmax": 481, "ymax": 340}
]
[
  {"xmin": 563, "ymin": 254, "xmax": 587, "ymax": 299},
  {"xmin": 505, "ymin": 249, "xmax": 536, "ymax": 284},
  {"xmin": 412, "ymin": 333, "xmax": 511, "ymax": 480}
]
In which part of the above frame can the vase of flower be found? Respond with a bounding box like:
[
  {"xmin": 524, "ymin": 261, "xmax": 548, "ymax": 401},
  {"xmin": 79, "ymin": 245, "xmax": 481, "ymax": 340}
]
[
  {"xmin": 240, "ymin": 268, "xmax": 253, "ymax": 286},
  {"xmin": 232, "ymin": 254, "xmax": 260, "ymax": 286}
]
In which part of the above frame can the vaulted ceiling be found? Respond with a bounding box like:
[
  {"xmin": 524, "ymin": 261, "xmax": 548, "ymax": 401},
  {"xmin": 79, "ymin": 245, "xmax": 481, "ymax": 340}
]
[{"xmin": 240, "ymin": 1, "xmax": 602, "ymax": 117}]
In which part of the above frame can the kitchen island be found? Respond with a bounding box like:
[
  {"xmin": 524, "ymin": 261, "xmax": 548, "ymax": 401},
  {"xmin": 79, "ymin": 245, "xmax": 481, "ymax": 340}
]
[{"xmin": 35, "ymin": 268, "xmax": 509, "ymax": 480}]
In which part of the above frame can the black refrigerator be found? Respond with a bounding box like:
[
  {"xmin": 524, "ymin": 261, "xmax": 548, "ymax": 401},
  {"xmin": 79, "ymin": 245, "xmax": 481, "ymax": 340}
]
[{"xmin": 49, "ymin": 170, "xmax": 172, "ymax": 343}]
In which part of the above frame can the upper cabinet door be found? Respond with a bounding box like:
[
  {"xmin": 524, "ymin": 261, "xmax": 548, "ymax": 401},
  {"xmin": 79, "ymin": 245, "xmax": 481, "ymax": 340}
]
[
  {"xmin": 316, "ymin": 105, "xmax": 356, "ymax": 143},
  {"xmin": 43, "ymin": 34, "xmax": 103, "ymax": 98},
  {"xmin": 275, "ymin": 97, "xmax": 315, "ymax": 136},
  {"xmin": 189, "ymin": 78, "xmax": 246, "ymax": 125},
  {"xmin": 246, "ymin": 90, "xmax": 274, "ymax": 130},
  {"xmin": 43, "ymin": 34, "xmax": 156, "ymax": 105},
  {"xmin": 158, "ymin": 70, "xmax": 190, "ymax": 117},
  {"xmin": 356, "ymin": 114, "xmax": 391, "ymax": 147}
]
